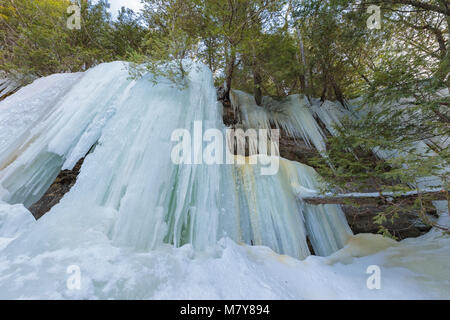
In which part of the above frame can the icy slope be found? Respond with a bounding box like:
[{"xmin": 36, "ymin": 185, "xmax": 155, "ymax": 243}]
[
  {"xmin": 0, "ymin": 61, "xmax": 447, "ymax": 299},
  {"xmin": 0, "ymin": 63, "xmax": 131, "ymax": 207},
  {"xmin": 0, "ymin": 62, "xmax": 350, "ymax": 259},
  {"xmin": 0, "ymin": 72, "xmax": 82, "ymax": 171},
  {"xmin": 0, "ymin": 199, "xmax": 448, "ymax": 299}
]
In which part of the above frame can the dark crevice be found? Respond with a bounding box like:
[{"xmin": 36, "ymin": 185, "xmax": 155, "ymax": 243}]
[
  {"xmin": 0, "ymin": 87, "xmax": 21, "ymax": 102},
  {"xmin": 342, "ymin": 205, "xmax": 432, "ymax": 240},
  {"xmin": 28, "ymin": 143, "xmax": 98, "ymax": 220},
  {"xmin": 306, "ymin": 237, "xmax": 316, "ymax": 255},
  {"xmin": 29, "ymin": 157, "xmax": 85, "ymax": 220}
]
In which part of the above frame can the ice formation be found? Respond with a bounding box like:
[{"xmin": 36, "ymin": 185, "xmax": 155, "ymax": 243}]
[
  {"xmin": 0, "ymin": 62, "xmax": 351, "ymax": 256},
  {"xmin": 0, "ymin": 61, "xmax": 448, "ymax": 299},
  {"xmin": 0, "ymin": 75, "xmax": 20, "ymax": 101},
  {"xmin": 230, "ymin": 90, "xmax": 327, "ymax": 152}
]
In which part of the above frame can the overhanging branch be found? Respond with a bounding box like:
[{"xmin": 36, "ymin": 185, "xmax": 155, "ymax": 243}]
[{"xmin": 365, "ymin": 1, "xmax": 450, "ymax": 16}]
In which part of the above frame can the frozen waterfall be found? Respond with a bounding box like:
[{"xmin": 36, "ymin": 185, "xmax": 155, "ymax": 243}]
[
  {"xmin": 0, "ymin": 61, "xmax": 351, "ymax": 260},
  {"xmin": 1, "ymin": 61, "xmax": 447, "ymax": 300}
]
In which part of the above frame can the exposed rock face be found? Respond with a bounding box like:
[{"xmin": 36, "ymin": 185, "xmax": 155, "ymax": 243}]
[
  {"xmin": 29, "ymin": 158, "xmax": 84, "ymax": 220},
  {"xmin": 278, "ymin": 136, "xmax": 319, "ymax": 168},
  {"xmin": 343, "ymin": 205, "xmax": 431, "ymax": 240}
]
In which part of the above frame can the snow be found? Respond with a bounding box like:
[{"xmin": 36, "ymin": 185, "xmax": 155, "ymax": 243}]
[
  {"xmin": 0, "ymin": 229, "xmax": 448, "ymax": 299},
  {"xmin": 0, "ymin": 61, "xmax": 448, "ymax": 299},
  {"xmin": 0, "ymin": 201, "xmax": 34, "ymax": 251},
  {"xmin": 297, "ymin": 187, "xmax": 447, "ymax": 200},
  {"xmin": 0, "ymin": 196, "xmax": 448, "ymax": 299}
]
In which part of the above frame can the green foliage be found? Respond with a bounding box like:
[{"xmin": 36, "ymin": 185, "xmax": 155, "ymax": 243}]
[
  {"xmin": 1, "ymin": 0, "xmax": 72, "ymax": 78},
  {"xmin": 136, "ymin": 0, "xmax": 290, "ymax": 94},
  {"xmin": 0, "ymin": 0, "xmax": 145, "ymax": 82},
  {"xmin": 109, "ymin": 7, "xmax": 146, "ymax": 59},
  {"xmin": 301, "ymin": 0, "xmax": 450, "ymax": 235}
]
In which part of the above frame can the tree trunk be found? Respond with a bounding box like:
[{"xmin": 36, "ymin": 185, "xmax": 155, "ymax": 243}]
[
  {"xmin": 296, "ymin": 27, "xmax": 309, "ymax": 94},
  {"xmin": 331, "ymin": 76, "xmax": 346, "ymax": 108},
  {"xmin": 253, "ymin": 69, "xmax": 262, "ymax": 106},
  {"xmin": 320, "ymin": 71, "xmax": 328, "ymax": 102},
  {"xmin": 222, "ymin": 47, "xmax": 236, "ymax": 101}
]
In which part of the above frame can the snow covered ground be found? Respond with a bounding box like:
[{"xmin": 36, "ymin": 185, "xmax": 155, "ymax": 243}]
[{"xmin": 0, "ymin": 200, "xmax": 448, "ymax": 299}]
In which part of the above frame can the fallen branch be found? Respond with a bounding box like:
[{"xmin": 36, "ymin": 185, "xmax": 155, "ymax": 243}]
[{"xmin": 298, "ymin": 188, "xmax": 448, "ymax": 206}]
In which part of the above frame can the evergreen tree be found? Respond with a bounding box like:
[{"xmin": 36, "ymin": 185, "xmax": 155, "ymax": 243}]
[
  {"xmin": 0, "ymin": 0, "xmax": 144, "ymax": 82},
  {"xmin": 308, "ymin": 0, "xmax": 449, "ymax": 236}
]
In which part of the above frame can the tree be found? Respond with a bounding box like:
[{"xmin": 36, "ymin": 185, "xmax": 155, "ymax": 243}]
[
  {"xmin": 307, "ymin": 0, "xmax": 450, "ymax": 236},
  {"xmin": 0, "ymin": 0, "xmax": 73, "ymax": 80},
  {"xmin": 137, "ymin": 0, "xmax": 286, "ymax": 98},
  {"xmin": 0, "ymin": 0, "xmax": 130, "ymax": 81},
  {"xmin": 109, "ymin": 7, "xmax": 146, "ymax": 59}
]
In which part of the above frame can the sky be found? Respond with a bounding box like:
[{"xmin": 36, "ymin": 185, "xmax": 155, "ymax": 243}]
[{"xmin": 107, "ymin": 0, "xmax": 144, "ymax": 17}]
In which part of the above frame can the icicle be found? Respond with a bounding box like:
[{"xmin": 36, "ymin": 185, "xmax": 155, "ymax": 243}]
[{"xmin": 230, "ymin": 90, "xmax": 327, "ymax": 152}]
